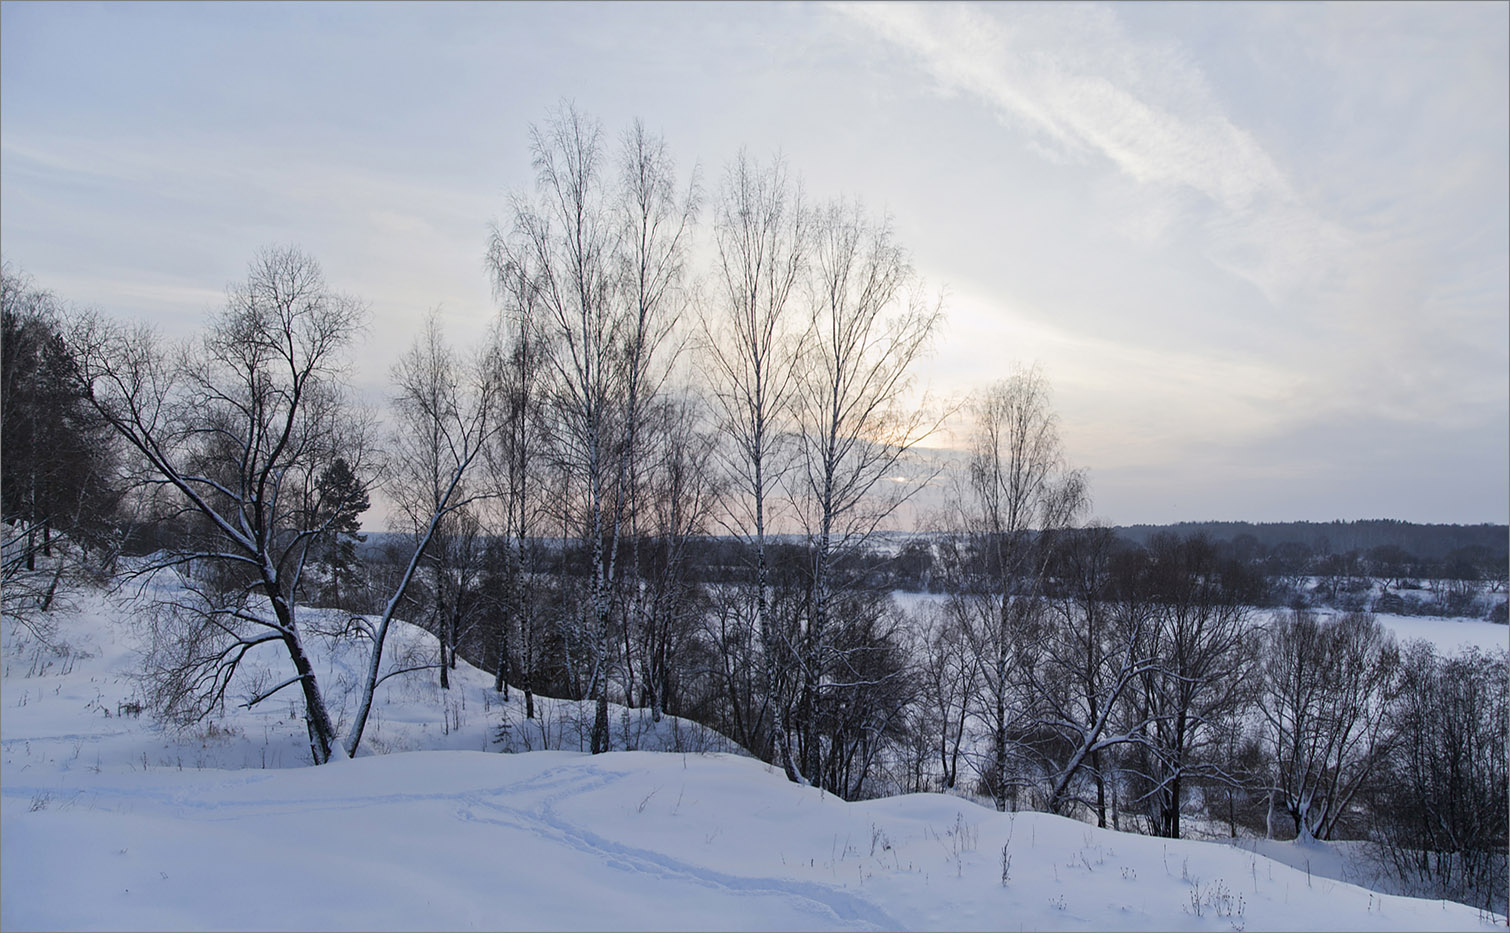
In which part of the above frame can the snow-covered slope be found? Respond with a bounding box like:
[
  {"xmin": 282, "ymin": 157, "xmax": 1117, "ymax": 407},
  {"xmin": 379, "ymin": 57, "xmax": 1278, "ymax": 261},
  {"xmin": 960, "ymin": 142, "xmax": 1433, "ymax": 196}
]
[{"xmin": 2, "ymin": 587, "xmax": 1501, "ymax": 931}]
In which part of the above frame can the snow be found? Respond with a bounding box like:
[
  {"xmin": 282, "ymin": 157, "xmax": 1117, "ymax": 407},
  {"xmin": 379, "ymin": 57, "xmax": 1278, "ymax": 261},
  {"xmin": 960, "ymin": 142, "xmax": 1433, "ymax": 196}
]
[
  {"xmin": 892, "ymin": 591, "xmax": 1509, "ymax": 655},
  {"xmin": 3, "ymin": 586, "xmax": 1503, "ymax": 931},
  {"xmin": 1366, "ymin": 612, "xmax": 1507, "ymax": 654}
]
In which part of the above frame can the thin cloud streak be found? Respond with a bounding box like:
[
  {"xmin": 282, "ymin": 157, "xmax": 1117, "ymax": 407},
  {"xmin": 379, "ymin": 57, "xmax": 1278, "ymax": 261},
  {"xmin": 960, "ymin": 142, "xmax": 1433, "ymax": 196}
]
[{"xmin": 833, "ymin": 1, "xmax": 1356, "ymax": 312}]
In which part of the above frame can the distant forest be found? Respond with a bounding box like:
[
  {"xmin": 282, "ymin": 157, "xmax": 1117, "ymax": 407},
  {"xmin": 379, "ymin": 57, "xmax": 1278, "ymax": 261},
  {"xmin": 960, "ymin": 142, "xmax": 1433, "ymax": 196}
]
[
  {"xmin": 341, "ymin": 519, "xmax": 1507, "ymax": 620},
  {"xmin": 1112, "ymin": 519, "xmax": 1507, "ymax": 563}
]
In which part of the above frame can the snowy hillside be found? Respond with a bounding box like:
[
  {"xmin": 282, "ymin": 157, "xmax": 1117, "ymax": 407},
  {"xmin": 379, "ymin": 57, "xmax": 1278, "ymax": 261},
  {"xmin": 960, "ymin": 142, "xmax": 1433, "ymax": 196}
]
[{"xmin": 2, "ymin": 587, "xmax": 1502, "ymax": 931}]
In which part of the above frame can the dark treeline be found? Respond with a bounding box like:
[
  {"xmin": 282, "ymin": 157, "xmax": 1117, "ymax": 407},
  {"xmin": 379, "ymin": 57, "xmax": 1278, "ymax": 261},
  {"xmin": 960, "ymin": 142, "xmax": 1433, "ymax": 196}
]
[
  {"xmin": 4, "ymin": 104, "xmax": 1505, "ymax": 915},
  {"xmin": 353, "ymin": 520, "xmax": 1507, "ymax": 619},
  {"xmin": 1114, "ymin": 519, "xmax": 1507, "ymax": 564}
]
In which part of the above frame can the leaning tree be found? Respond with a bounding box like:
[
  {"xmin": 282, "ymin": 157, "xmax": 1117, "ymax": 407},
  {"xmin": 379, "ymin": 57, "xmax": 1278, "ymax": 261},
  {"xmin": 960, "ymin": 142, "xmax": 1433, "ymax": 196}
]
[{"xmin": 70, "ymin": 246, "xmax": 493, "ymax": 763}]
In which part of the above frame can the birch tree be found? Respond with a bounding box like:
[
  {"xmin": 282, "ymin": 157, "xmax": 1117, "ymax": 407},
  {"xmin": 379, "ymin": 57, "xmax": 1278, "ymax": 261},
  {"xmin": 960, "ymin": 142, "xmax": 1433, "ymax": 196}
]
[
  {"xmin": 607, "ymin": 117, "xmax": 698, "ymax": 747},
  {"xmin": 508, "ymin": 103, "xmax": 694, "ymax": 753},
  {"xmin": 791, "ymin": 198, "xmax": 942, "ymax": 791},
  {"xmin": 483, "ymin": 236, "xmax": 551, "ymax": 715},
  {"xmin": 700, "ymin": 149, "xmax": 808, "ymax": 779},
  {"xmin": 513, "ymin": 104, "xmax": 617, "ymax": 750},
  {"xmin": 941, "ymin": 366, "xmax": 1084, "ymax": 811}
]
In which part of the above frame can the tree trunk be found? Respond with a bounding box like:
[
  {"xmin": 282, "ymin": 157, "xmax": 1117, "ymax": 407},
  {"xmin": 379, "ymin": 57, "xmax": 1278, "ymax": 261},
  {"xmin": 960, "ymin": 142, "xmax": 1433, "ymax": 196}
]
[
  {"xmin": 1093, "ymin": 747, "xmax": 1107, "ymax": 828},
  {"xmin": 437, "ymin": 568, "xmax": 451, "ymax": 690},
  {"xmin": 278, "ymin": 611, "xmax": 338, "ymax": 764},
  {"xmin": 993, "ymin": 602, "xmax": 1009, "ymax": 812},
  {"xmin": 590, "ymin": 515, "xmax": 611, "ymax": 753}
]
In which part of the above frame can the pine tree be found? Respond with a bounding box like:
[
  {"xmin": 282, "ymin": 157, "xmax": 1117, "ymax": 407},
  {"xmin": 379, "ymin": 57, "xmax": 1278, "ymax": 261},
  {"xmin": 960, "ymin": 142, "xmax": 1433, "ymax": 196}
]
[
  {"xmin": 313, "ymin": 457, "xmax": 369, "ymax": 608},
  {"xmin": 2, "ymin": 266, "xmax": 120, "ymax": 567}
]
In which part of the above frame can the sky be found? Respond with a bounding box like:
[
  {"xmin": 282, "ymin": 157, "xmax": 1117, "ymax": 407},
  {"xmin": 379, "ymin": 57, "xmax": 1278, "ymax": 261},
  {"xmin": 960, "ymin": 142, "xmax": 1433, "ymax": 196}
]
[{"xmin": 2, "ymin": 1, "xmax": 1506, "ymax": 527}]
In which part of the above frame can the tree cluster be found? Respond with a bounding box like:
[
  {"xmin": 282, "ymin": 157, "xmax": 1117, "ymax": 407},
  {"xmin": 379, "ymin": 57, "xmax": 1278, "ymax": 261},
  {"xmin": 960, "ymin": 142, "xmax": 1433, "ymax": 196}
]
[
  {"xmin": 2, "ymin": 265, "xmax": 122, "ymax": 637},
  {"xmin": 1115, "ymin": 522, "xmax": 1507, "ymax": 619}
]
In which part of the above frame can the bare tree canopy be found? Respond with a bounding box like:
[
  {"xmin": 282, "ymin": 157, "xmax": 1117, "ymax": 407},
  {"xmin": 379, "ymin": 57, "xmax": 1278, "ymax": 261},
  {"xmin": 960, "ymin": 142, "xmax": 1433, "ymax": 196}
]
[
  {"xmin": 700, "ymin": 148, "xmax": 809, "ymax": 781},
  {"xmin": 503, "ymin": 102, "xmax": 698, "ymax": 754},
  {"xmin": 790, "ymin": 197, "xmax": 944, "ymax": 791},
  {"xmin": 68, "ymin": 247, "xmax": 493, "ymax": 763},
  {"xmin": 939, "ymin": 365, "xmax": 1085, "ymax": 811}
]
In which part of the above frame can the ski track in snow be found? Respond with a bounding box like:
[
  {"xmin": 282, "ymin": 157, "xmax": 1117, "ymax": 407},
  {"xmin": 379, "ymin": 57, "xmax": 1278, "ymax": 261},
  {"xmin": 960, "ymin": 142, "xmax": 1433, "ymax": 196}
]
[
  {"xmin": 2, "ymin": 756, "xmax": 899, "ymax": 929},
  {"xmin": 460, "ymin": 765, "xmax": 901, "ymax": 931}
]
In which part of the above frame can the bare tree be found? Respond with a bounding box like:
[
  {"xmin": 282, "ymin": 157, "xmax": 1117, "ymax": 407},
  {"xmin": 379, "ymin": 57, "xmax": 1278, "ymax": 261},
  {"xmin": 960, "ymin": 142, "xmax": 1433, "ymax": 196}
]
[
  {"xmin": 508, "ymin": 103, "xmax": 694, "ymax": 753},
  {"xmin": 69, "ymin": 247, "xmax": 490, "ymax": 763},
  {"xmin": 513, "ymin": 103, "xmax": 618, "ymax": 750},
  {"xmin": 790, "ymin": 197, "xmax": 943, "ymax": 790},
  {"xmin": 1257, "ymin": 609, "xmax": 1399, "ymax": 841},
  {"xmin": 1374, "ymin": 642, "xmax": 1508, "ymax": 915},
  {"xmin": 628, "ymin": 391, "xmax": 720, "ymax": 722},
  {"xmin": 389, "ymin": 311, "xmax": 493, "ymax": 689},
  {"xmin": 941, "ymin": 366, "xmax": 1085, "ymax": 811},
  {"xmin": 700, "ymin": 148, "xmax": 808, "ymax": 779},
  {"xmin": 912, "ymin": 601, "xmax": 978, "ymax": 791},
  {"xmin": 607, "ymin": 117, "xmax": 698, "ymax": 747},
  {"xmin": 483, "ymin": 235, "xmax": 552, "ymax": 714},
  {"xmin": 1034, "ymin": 524, "xmax": 1159, "ymax": 824},
  {"xmin": 1125, "ymin": 533, "xmax": 1258, "ymax": 838}
]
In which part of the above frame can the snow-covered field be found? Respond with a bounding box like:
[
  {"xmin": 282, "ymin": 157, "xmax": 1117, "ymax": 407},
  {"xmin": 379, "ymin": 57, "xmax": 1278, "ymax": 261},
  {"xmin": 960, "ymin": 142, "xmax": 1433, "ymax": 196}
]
[
  {"xmin": 2, "ymin": 586, "xmax": 1503, "ymax": 931},
  {"xmin": 1366, "ymin": 611, "xmax": 1507, "ymax": 654},
  {"xmin": 893, "ymin": 591, "xmax": 1509, "ymax": 655}
]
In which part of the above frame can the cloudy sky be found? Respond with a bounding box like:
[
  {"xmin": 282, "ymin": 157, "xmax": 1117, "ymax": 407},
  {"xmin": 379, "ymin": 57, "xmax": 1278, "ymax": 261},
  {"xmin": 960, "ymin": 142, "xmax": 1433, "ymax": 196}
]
[{"xmin": 3, "ymin": 1, "xmax": 1505, "ymax": 526}]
